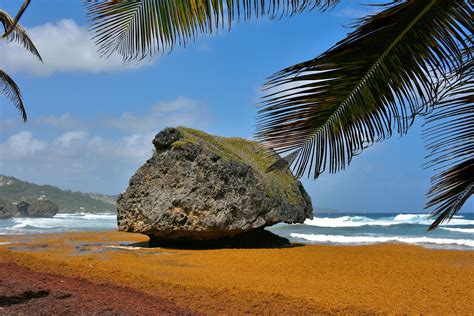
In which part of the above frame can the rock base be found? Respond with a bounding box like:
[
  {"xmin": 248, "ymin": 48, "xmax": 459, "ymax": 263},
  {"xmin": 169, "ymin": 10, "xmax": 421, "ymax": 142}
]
[{"xmin": 148, "ymin": 228, "xmax": 290, "ymax": 249}]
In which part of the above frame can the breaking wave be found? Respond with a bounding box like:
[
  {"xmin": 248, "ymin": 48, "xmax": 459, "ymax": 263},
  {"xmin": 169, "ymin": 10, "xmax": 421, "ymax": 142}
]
[
  {"xmin": 290, "ymin": 233, "xmax": 474, "ymax": 248},
  {"xmin": 304, "ymin": 214, "xmax": 474, "ymax": 228},
  {"xmin": 440, "ymin": 227, "xmax": 474, "ymax": 234},
  {"xmin": 1, "ymin": 213, "xmax": 116, "ymax": 234}
]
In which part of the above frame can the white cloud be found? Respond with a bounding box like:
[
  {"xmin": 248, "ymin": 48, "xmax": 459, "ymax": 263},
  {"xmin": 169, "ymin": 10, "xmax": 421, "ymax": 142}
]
[
  {"xmin": 0, "ymin": 97, "xmax": 210, "ymax": 193},
  {"xmin": 0, "ymin": 19, "xmax": 155, "ymax": 76},
  {"xmin": 1, "ymin": 113, "xmax": 86, "ymax": 131},
  {"xmin": 1, "ymin": 97, "xmax": 209, "ymax": 163},
  {"xmin": 104, "ymin": 97, "xmax": 210, "ymax": 133},
  {"xmin": 55, "ymin": 131, "xmax": 88, "ymax": 147},
  {"xmin": 0, "ymin": 129, "xmax": 155, "ymax": 193},
  {"xmin": 35, "ymin": 113, "xmax": 84, "ymax": 130},
  {"xmin": 0, "ymin": 131, "xmax": 46, "ymax": 159}
]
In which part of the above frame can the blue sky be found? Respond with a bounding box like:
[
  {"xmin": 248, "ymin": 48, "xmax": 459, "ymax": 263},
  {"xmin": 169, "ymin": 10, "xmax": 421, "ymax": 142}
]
[{"xmin": 0, "ymin": 0, "xmax": 472, "ymax": 213}]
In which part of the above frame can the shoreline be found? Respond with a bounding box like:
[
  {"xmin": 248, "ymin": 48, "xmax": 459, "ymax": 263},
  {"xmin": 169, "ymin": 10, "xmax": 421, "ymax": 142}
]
[
  {"xmin": 1, "ymin": 231, "xmax": 473, "ymax": 314},
  {"xmin": 2, "ymin": 229, "xmax": 473, "ymax": 252},
  {"xmin": 3, "ymin": 211, "xmax": 474, "ymax": 251}
]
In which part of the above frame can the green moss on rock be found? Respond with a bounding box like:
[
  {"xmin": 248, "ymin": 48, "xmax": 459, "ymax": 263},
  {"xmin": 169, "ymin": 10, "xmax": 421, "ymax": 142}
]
[
  {"xmin": 173, "ymin": 127, "xmax": 301, "ymax": 204},
  {"xmin": 170, "ymin": 139, "xmax": 198, "ymax": 148}
]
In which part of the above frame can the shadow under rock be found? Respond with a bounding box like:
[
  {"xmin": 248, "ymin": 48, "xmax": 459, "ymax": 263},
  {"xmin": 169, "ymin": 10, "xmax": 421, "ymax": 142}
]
[{"xmin": 127, "ymin": 228, "xmax": 306, "ymax": 250}]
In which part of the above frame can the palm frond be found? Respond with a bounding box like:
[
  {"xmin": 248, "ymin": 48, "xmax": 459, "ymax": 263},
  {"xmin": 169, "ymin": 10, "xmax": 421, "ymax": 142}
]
[
  {"xmin": 0, "ymin": 69, "xmax": 27, "ymax": 122},
  {"xmin": 257, "ymin": 0, "xmax": 472, "ymax": 179},
  {"xmin": 424, "ymin": 57, "xmax": 473, "ymax": 230},
  {"xmin": 0, "ymin": 9, "xmax": 42, "ymax": 61},
  {"xmin": 85, "ymin": 0, "xmax": 340, "ymax": 61},
  {"xmin": 1, "ymin": 0, "xmax": 31, "ymax": 38}
]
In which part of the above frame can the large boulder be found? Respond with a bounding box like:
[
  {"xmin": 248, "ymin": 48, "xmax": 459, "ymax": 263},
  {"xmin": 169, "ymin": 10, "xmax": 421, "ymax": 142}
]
[
  {"xmin": 117, "ymin": 127, "xmax": 312, "ymax": 243},
  {"xmin": 27, "ymin": 199, "xmax": 59, "ymax": 218},
  {"xmin": 0, "ymin": 200, "xmax": 58, "ymax": 218},
  {"xmin": 15, "ymin": 201, "xmax": 30, "ymax": 217},
  {"xmin": 0, "ymin": 200, "xmax": 13, "ymax": 219}
]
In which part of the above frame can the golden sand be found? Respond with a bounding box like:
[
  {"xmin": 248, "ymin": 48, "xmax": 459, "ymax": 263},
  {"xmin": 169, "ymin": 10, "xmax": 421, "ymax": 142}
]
[{"xmin": 1, "ymin": 232, "xmax": 473, "ymax": 314}]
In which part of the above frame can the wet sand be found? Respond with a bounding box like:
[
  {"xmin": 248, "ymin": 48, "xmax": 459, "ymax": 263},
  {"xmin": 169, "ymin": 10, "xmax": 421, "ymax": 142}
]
[{"xmin": 0, "ymin": 232, "xmax": 473, "ymax": 314}]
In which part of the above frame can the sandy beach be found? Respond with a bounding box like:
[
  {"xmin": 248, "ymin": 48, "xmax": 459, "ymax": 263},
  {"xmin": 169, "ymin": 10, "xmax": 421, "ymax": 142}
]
[{"xmin": 0, "ymin": 232, "xmax": 473, "ymax": 315}]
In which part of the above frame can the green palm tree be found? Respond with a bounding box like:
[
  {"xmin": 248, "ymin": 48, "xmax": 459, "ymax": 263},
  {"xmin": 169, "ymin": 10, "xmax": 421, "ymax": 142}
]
[
  {"xmin": 85, "ymin": 0, "xmax": 472, "ymax": 229},
  {"xmin": 1, "ymin": 0, "xmax": 42, "ymax": 122}
]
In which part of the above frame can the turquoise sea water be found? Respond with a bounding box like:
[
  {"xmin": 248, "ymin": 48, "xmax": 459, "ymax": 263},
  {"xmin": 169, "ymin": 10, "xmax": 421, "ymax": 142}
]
[
  {"xmin": 1, "ymin": 212, "xmax": 473, "ymax": 250},
  {"xmin": 269, "ymin": 213, "xmax": 474, "ymax": 250}
]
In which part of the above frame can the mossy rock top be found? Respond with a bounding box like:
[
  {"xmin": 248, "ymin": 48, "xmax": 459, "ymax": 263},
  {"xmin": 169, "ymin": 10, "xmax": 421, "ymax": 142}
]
[{"xmin": 172, "ymin": 127, "xmax": 300, "ymax": 203}]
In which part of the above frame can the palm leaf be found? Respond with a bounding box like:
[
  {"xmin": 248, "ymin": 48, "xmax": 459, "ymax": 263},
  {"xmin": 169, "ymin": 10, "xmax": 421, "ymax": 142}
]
[
  {"xmin": 0, "ymin": 9, "xmax": 42, "ymax": 61},
  {"xmin": 0, "ymin": 69, "xmax": 26, "ymax": 122},
  {"xmin": 257, "ymin": 0, "xmax": 472, "ymax": 179},
  {"xmin": 424, "ymin": 57, "xmax": 473, "ymax": 230},
  {"xmin": 85, "ymin": 0, "xmax": 340, "ymax": 61}
]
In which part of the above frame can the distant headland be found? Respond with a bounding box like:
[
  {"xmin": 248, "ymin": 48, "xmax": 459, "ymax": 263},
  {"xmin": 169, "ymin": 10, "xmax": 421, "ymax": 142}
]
[{"xmin": 0, "ymin": 175, "xmax": 116, "ymax": 214}]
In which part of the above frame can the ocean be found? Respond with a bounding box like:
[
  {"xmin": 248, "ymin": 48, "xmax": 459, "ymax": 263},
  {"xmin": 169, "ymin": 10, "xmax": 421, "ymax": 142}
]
[
  {"xmin": 269, "ymin": 213, "xmax": 474, "ymax": 251},
  {"xmin": 1, "ymin": 212, "xmax": 473, "ymax": 250},
  {"xmin": 0, "ymin": 213, "xmax": 117, "ymax": 235}
]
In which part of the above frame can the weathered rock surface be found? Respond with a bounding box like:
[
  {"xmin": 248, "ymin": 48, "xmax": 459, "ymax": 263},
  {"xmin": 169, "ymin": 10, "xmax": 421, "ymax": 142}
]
[
  {"xmin": 118, "ymin": 127, "xmax": 313, "ymax": 242},
  {"xmin": 0, "ymin": 200, "xmax": 59, "ymax": 218},
  {"xmin": 27, "ymin": 199, "xmax": 59, "ymax": 218},
  {"xmin": 15, "ymin": 201, "xmax": 30, "ymax": 217},
  {"xmin": 0, "ymin": 200, "xmax": 13, "ymax": 219}
]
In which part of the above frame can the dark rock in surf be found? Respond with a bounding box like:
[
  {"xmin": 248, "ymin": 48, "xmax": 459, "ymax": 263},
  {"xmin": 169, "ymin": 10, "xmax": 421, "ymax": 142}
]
[
  {"xmin": 0, "ymin": 200, "xmax": 13, "ymax": 219},
  {"xmin": 27, "ymin": 199, "xmax": 59, "ymax": 218},
  {"xmin": 15, "ymin": 201, "xmax": 30, "ymax": 217},
  {"xmin": 0, "ymin": 199, "xmax": 58, "ymax": 218}
]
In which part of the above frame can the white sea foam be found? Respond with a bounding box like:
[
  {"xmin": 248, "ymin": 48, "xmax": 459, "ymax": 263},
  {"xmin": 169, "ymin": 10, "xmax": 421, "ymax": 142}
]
[
  {"xmin": 106, "ymin": 245, "xmax": 146, "ymax": 250},
  {"xmin": 82, "ymin": 213, "xmax": 116, "ymax": 220},
  {"xmin": 2, "ymin": 212, "xmax": 117, "ymax": 234},
  {"xmin": 54, "ymin": 213, "xmax": 116, "ymax": 220},
  {"xmin": 290, "ymin": 233, "xmax": 474, "ymax": 248},
  {"xmin": 304, "ymin": 216, "xmax": 393, "ymax": 227},
  {"xmin": 392, "ymin": 214, "xmax": 428, "ymax": 222},
  {"xmin": 12, "ymin": 222, "xmax": 29, "ymax": 228},
  {"xmin": 304, "ymin": 214, "xmax": 474, "ymax": 228},
  {"xmin": 440, "ymin": 227, "xmax": 474, "ymax": 234},
  {"xmin": 12, "ymin": 218, "xmax": 55, "ymax": 229}
]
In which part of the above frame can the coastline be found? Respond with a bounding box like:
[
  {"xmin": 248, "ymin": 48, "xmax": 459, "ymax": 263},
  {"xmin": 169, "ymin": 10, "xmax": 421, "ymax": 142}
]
[{"xmin": 1, "ymin": 232, "xmax": 473, "ymax": 314}]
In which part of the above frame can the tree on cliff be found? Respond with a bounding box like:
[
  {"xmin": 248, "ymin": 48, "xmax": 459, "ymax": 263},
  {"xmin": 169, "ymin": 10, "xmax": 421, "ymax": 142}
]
[
  {"xmin": 84, "ymin": 0, "xmax": 471, "ymax": 228},
  {"xmin": 0, "ymin": 0, "xmax": 42, "ymax": 122}
]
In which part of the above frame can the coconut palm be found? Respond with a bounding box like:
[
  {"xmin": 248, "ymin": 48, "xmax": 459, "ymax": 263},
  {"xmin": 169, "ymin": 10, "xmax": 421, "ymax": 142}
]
[
  {"xmin": 85, "ymin": 0, "xmax": 472, "ymax": 228},
  {"xmin": 1, "ymin": 0, "xmax": 42, "ymax": 122}
]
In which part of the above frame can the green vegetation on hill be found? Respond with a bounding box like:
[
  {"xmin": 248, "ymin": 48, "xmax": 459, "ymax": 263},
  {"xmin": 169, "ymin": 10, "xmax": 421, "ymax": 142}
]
[{"xmin": 0, "ymin": 175, "xmax": 116, "ymax": 213}]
